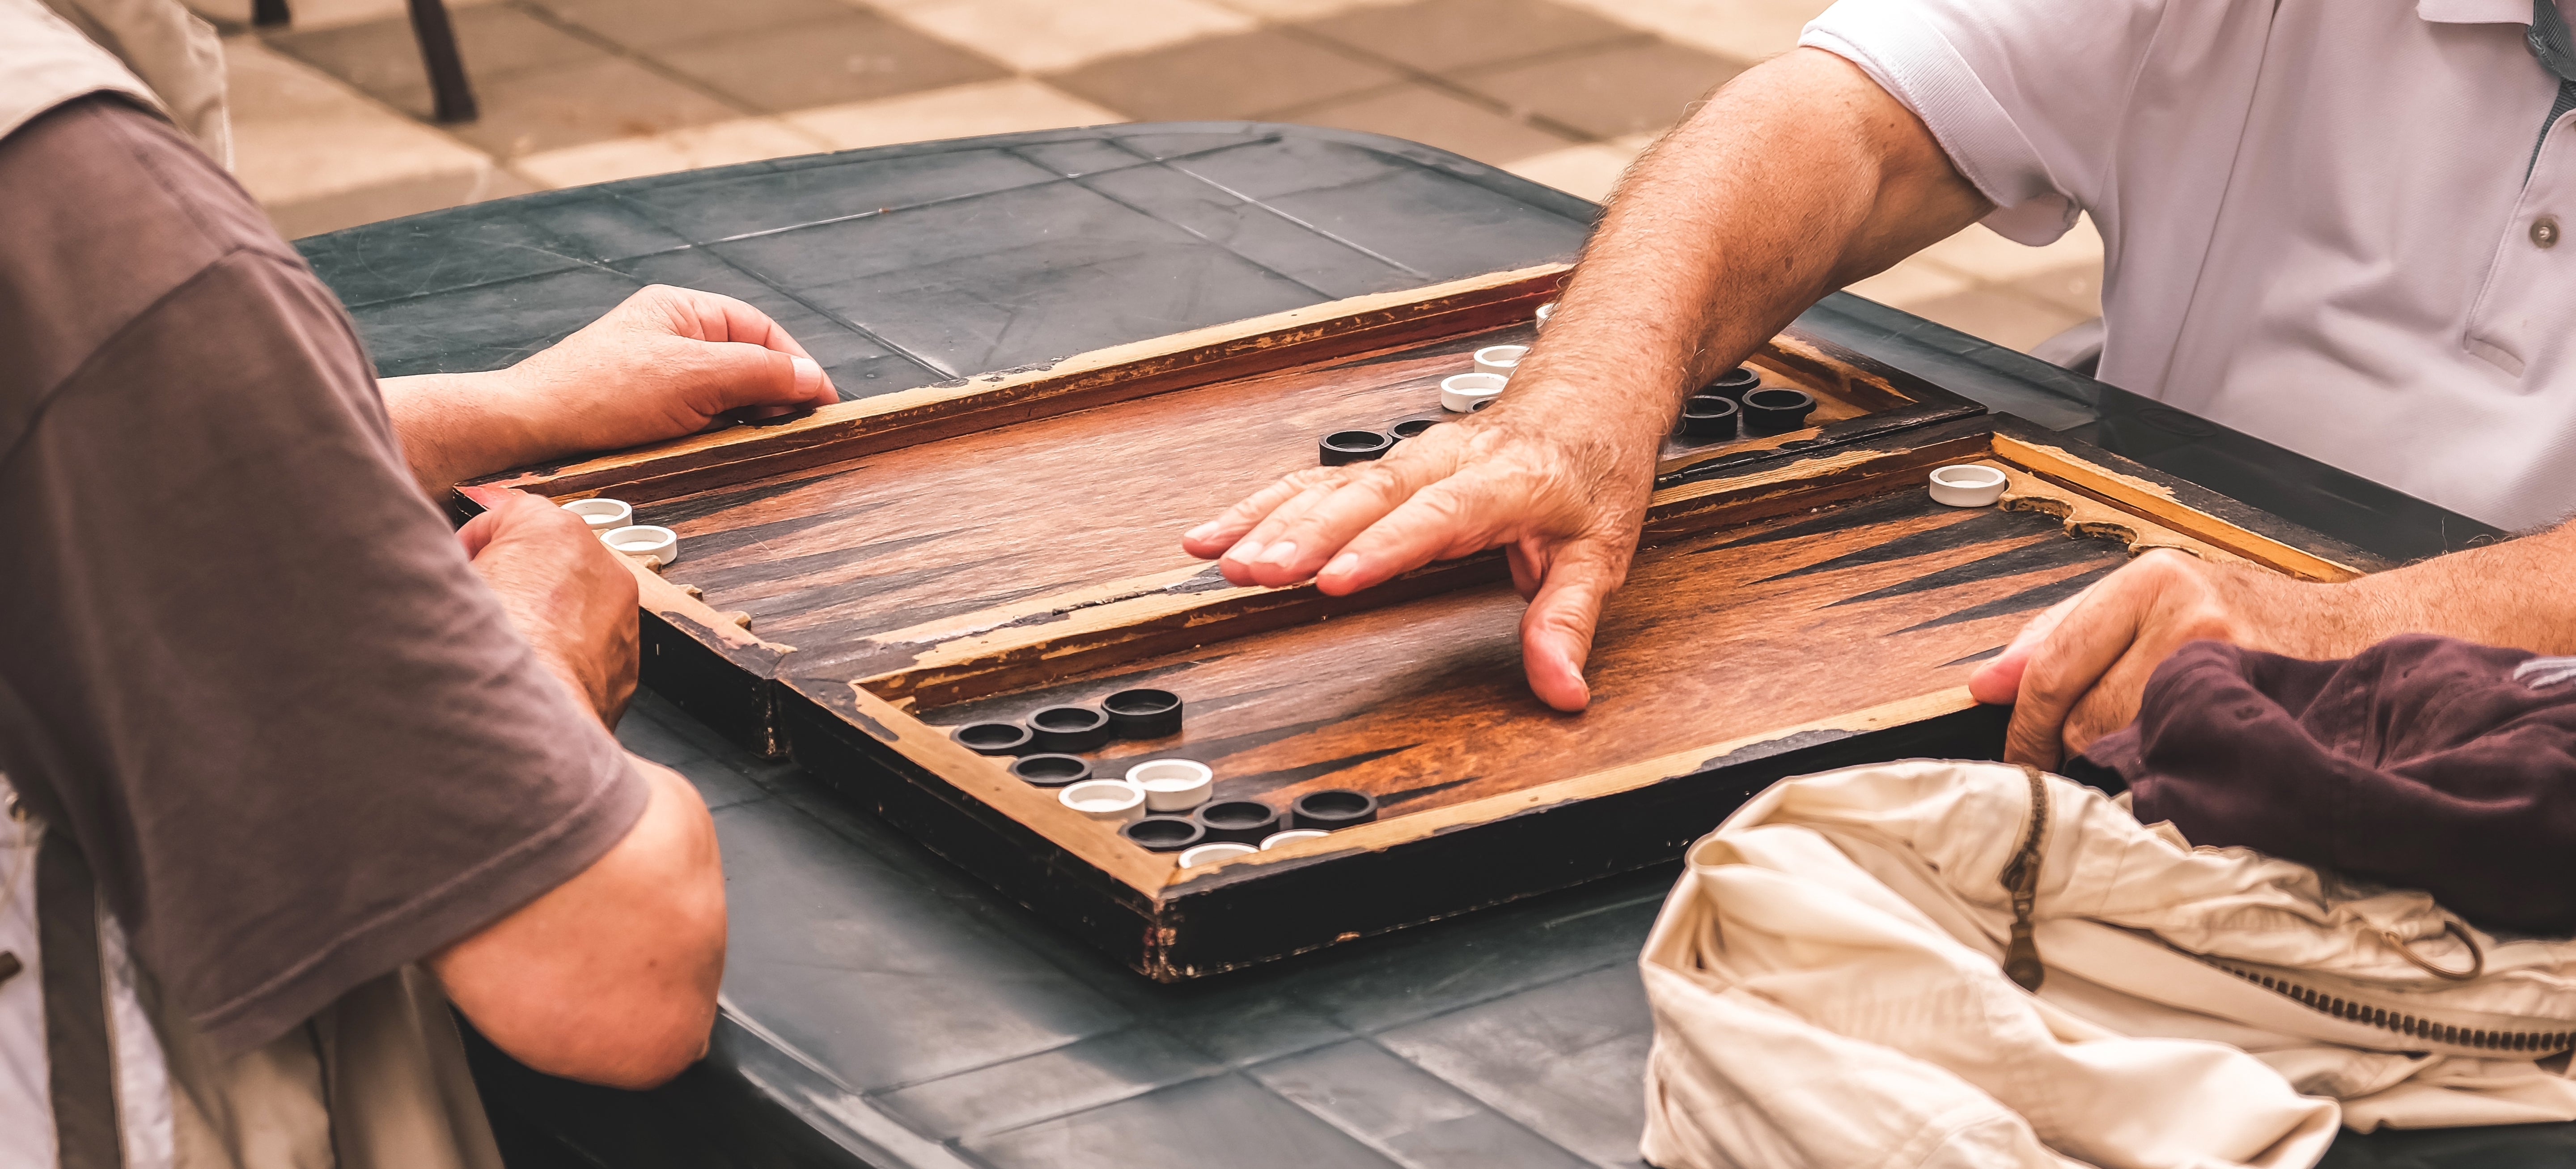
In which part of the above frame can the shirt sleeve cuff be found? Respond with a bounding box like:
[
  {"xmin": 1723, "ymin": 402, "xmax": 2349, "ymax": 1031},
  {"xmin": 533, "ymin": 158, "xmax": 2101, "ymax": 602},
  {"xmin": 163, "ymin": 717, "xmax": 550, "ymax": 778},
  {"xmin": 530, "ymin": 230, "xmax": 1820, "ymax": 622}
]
[{"xmin": 1800, "ymin": 0, "xmax": 2082, "ymax": 244}]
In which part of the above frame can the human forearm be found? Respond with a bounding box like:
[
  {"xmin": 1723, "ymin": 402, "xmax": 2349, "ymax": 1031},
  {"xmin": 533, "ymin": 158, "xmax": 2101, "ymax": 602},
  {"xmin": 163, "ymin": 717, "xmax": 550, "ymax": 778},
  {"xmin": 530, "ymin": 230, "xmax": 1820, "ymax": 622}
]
[
  {"xmin": 432, "ymin": 757, "xmax": 724, "ymax": 1088},
  {"xmin": 2326, "ymin": 523, "xmax": 2576, "ymax": 653},
  {"xmin": 1513, "ymin": 47, "xmax": 1992, "ymax": 432},
  {"xmin": 382, "ymin": 370, "xmax": 547, "ymax": 500},
  {"xmin": 379, "ymin": 286, "xmax": 839, "ymax": 502}
]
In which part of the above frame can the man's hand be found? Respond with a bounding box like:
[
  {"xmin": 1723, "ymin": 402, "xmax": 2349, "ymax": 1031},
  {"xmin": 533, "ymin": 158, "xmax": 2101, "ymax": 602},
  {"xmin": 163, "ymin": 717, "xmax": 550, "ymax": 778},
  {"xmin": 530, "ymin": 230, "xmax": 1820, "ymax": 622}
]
[
  {"xmin": 1966, "ymin": 550, "xmax": 2363, "ymax": 767},
  {"xmin": 1181, "ymin": 48, "xmax": 1988, "ymax": 710},
  {"xmin": 459, "ymin": 489, "xmax": 640, "ymax": 725},
  {"xmin": 383, "ymin": 285, "xmax": 839, "ymax": 498},
  {"xmin": 1184, "ymin": 395, "xmax": 1661, "ymax": 711},
  {"xmin": 500, "ymin": 284, "xmax": 839, "ymax": 451}
]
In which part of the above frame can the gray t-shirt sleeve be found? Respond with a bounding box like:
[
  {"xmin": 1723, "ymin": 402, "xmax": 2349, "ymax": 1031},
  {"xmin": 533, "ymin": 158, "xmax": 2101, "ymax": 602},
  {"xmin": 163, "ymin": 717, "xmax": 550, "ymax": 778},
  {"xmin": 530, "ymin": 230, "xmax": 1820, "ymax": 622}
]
[{"xmin": 0, "ymin": 97, "xmax": 645, "ymax": 1055}]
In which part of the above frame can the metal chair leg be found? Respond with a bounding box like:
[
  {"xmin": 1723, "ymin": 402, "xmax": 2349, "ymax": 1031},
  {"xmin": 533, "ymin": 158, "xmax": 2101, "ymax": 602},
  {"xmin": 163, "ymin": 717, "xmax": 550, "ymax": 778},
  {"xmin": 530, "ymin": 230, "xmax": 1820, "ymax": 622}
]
[
  {"xmin": 251, "ymin": 0, "xmax": 290, "ymax": 26},
  {"xmin": 405, "ymin": 0, "xmax": 479, "ymax": 123}
]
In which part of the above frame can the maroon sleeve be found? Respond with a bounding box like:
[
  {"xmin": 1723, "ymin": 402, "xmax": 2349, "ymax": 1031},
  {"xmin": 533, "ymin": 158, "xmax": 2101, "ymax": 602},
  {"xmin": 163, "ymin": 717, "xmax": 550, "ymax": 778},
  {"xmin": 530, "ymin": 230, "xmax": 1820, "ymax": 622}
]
[
  {"xmin": 2095, "ymin": 635, "xmax": 2576, "ymax": 936},
  {"xmin": 0, "ymin": 97, "xmax": 645, "ymax": 1054}
]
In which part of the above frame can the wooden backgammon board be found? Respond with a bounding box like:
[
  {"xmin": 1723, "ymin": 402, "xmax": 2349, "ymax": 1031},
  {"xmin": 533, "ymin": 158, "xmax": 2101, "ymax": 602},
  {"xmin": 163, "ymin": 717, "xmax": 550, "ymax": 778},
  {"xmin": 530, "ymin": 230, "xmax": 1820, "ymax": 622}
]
[{"xmin": 462, "ymin": 264, "xmax": 2377, "ymax": 979}]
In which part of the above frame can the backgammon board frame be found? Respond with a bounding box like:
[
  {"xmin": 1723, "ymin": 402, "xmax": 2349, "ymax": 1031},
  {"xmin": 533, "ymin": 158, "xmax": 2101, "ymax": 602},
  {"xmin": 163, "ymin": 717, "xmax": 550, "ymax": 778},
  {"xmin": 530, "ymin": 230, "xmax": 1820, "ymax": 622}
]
[{"xmin": 462, "ymin": 264, "xmax": 2378, "ymax": 979}]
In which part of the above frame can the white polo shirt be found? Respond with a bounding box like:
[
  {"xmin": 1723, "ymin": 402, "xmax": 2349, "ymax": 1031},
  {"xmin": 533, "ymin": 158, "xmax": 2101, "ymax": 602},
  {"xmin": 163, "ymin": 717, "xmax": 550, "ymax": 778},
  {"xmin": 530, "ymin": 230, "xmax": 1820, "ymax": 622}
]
[{"xmin": 1805, "ymin": 0, "xmax": 2576, "ymax": 530}]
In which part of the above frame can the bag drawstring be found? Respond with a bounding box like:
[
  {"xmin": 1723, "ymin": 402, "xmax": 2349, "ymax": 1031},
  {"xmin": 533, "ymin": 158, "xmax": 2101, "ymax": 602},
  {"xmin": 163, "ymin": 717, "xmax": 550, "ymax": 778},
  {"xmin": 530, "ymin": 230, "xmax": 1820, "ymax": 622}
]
[{"xmin": 2380, "ymin": 920, "xmax": 2485, "ymax": 982}]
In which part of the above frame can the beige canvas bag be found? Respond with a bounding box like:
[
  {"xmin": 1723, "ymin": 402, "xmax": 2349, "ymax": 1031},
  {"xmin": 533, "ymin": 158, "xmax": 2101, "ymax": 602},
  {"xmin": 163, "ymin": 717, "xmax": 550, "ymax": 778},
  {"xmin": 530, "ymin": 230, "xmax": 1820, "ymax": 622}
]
[{"xmin": 1639, "ymin": 760, "xmax": 2576, "ymax": 1169}]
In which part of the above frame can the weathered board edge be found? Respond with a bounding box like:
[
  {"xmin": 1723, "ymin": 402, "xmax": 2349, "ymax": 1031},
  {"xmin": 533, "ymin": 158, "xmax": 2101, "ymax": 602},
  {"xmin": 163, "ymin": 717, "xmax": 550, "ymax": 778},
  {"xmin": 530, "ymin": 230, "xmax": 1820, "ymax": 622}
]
[
  {"xmin": 465, "ymin": 263, "xmax": 1572, "ymax": 504},
  {"xmin": 784, "ymin": 675, "xmax": 1184, "ymax": 893},
  {"xmin": 781, "ymin": 674, "xmax": 2006, "ymax": 979},
  {"xmin": 1170, "ymin": 688, "xmax": 1983, "ymax": 889},
  {"xmin": 1135, "ymin": 704, "xmax": 2015, "ymax": 979},
  {"xmin": 1988, "ymin": 421, "xmax": 2380, "ymax": 579}
]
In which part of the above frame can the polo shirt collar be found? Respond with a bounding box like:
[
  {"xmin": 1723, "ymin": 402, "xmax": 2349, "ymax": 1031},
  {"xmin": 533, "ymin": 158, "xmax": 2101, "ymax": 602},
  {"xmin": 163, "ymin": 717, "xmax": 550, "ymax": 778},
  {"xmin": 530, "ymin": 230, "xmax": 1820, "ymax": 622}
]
[{"xmin": 2420, "ymin": 0, "xmax": 2541, "ymax": 25}]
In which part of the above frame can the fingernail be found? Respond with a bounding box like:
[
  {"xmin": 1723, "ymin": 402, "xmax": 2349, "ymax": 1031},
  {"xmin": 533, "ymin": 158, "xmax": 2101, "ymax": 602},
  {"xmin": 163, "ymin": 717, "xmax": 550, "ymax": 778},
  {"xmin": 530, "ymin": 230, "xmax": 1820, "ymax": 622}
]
[
  {"xmin": 1184, "ymin": 522, "xmax": 1216, "ymax": 542},
  {"xmin": 1227, "ymin": 540, "xmax": 1266, "ymax": 565},
  {"xmin": 791, "ymin": 356, "xmax": 823, "ymax": 394},
  {"xmin": 1322, "ymin": 552, "xmax": 1360, "ymax": 580},
  {"xmin": 1257, "ymin": 541, "xmax": 1298, "ymax": 567}
]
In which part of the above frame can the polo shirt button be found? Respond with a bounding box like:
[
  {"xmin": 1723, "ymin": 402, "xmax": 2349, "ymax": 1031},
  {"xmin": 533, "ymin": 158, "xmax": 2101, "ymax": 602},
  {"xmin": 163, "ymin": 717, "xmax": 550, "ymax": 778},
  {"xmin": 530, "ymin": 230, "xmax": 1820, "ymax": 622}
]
[{"xmin": 2535, "ymin": 217, "xmax": 2562, "ymax": 248}]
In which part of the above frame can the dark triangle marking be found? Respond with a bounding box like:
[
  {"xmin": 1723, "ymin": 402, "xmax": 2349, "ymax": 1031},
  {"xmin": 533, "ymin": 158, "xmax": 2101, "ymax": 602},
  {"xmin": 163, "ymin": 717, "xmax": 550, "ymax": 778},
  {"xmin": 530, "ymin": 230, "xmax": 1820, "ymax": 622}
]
[
  {"xmin": 1218, "ymin": 745, "xmax": 1415, "ymax": 793},
  {"xmin": 1378, "ymin": 774, "xmax": 1478, "ymax": 811},
  {"xmin": 1092, "ymin": 719, "xmax": 1335, "ymax": 777},
  {"xmin": 685, "ymin": 523, "xmax": 959, "ymax": 573},
  {"xmin": 1180, "ymin": 680, "xmax": 1306, "ymax": 717},
  {"xmin": 916, "ymin": 659, "xmax": 1212, "ymax": 724},
  {"xmin": 1941, "ymin": 645, "xmax": 2008, "ymax": 668},
  {"xmin": 1689, "ymin": 490, "xmax": 1942, "ymax": 554},
  {"xmin": 1825, "ymin": 535, "xmax": 2121, "ymax": 608},
  {"xmin": 1895, "ymin": 563, "xmax": 2119, "ymax": 635},
  {"xmin": 673, "ymin": 501, "xmax": 911, "ymax": 560},
  {"xmin": 1754, "ymin": 509, "xmax": 2063, "ymax": 584},
  {"xmin": 787, "ymin": 581, "xmax": 1064, "ymax": 672},
  {"xmin": 727, "ymin": 548, "xmax": 1020, "ymax": 613},
  {"xmin": 643, "ymin": 468, "xmax": 876, "ymax": 527}
]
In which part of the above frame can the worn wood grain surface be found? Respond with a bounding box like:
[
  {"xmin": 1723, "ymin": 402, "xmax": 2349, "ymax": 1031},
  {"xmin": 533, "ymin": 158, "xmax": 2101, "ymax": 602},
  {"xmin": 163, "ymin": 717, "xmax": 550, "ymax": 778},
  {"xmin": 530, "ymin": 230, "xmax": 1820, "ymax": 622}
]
[
  {"xmin": 623, "ymin": 322, "xmax": 1902, "ymax": 680},
  {"xmin": 908, "ymin": 485, "xmax": 2129, "ymax": 833}
]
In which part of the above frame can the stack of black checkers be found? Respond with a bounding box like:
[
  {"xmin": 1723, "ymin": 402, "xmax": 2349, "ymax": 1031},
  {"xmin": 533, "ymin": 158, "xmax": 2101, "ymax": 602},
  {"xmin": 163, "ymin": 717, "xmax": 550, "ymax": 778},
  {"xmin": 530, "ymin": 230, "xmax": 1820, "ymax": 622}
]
[
  {"xmin": 952, "ymin": 690, "xmax": 1385, "ymax": 857},
  {"xmin": 1678, "ymin": 366, "xmax": 1815, "ymax": 440},
  {"xmin": 950, "ymin": 688, "xmax": 1187, "ymax": 786},
  {"xmin": 1119, "ymin": 787, "xmax": 1381, "ymax": 853},
  {"xmin": 1319, "ymin": 415, "xmax": 1449, "ymax": 466}
]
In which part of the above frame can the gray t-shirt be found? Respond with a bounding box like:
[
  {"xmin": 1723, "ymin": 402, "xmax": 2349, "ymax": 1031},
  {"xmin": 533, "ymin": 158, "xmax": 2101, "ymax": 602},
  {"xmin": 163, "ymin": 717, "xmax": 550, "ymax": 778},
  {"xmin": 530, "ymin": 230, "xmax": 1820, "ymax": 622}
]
[{"xmin": 0, "ymin": 95, "xmax": 644, "ymax": 1055}]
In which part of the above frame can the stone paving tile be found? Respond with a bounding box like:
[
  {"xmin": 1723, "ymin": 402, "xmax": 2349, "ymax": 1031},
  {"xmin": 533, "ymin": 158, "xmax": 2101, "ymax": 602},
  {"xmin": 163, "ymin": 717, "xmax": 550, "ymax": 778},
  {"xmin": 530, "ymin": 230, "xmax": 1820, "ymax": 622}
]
[
  {"xmin": 511, "ymin": 115, "xmax": 830, "ymax": 187},
  {"xmin": 219, "ymin": 0, "xmax": 2097, "ymax": 353},
  {"xmin": 1457, "ymin": 39, "xmax": 1743, "ymax": 140},
  {"xmin": 652, "ymin": 10, "xmax": 1010, "ymax": 114},
  {"xmin": 1552, "ymin": 0, "xmax": 1829, "ymax": 64},
  {"xmin": 1048, "ymin": 28, "xmax": 1401, "ymax": 122},
  {"xmin": 264, "ymin": 3, "xmax": 598, "ymax": 109},
  {"xmin": 524, "ymin": 0, "xmax": 851, "ymax": 49},
  {"xmin": 445, "ymin": 54, "xmax": 745, "ymax": 156},
  {"xmin": 225, "ymin": 35, "xmax": 530, "ymax": 237},
  {"xmin": 1501, "ymin": 132, "xmax": 1652, "ymax": 202},
  {"xmin": 186, "ymin": 0, "xmax": 506, "ymax": 33},
  {"xmin": 788, "ymin": 79, "xmax": 1123, "ymax": 152},
  {"xmin": 885, "ymin": 0, "xmax": 1258, "ymax": 73},
  {"xmin": 1915, "ymin": 217, "xmax": 2105, "ymax": 286},
  {"xmin": 2007, "ymin": 263, "xmax": 2104, "ymax": 319},
  {"xmin": 1283, "ymin": 82, "xmax": 1578, "ymax": 162},
  {"xmin": 1843, "ymin": 257, "xmax": 1974, "ymax": 312},
  {"xmin": 1206, "ymin": 0, "xmax": 1412, "ymax": 17},
  {"xmin": 1896, "ymin": 285, "xmax": 2093, "ymax": 353},
  {"xmin": 1296, "ymin": 0, "xmax": 1640, "ymax": 74}
]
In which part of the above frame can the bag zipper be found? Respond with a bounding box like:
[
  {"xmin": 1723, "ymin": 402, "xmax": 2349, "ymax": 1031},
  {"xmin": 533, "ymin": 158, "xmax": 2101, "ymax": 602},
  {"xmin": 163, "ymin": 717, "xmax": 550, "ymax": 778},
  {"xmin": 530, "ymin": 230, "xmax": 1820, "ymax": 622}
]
[
  {"xmin": 2203, "ymin": 959, "xmax": 2576, "ymax": 1054},
  {"xmin": 2000, "ymin": 763, "xmax": 2047, "ymax": 991},
  {"xmin": 1996, "ymin": 766, "xmax": 2572, "ymax": 1053}
]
